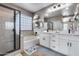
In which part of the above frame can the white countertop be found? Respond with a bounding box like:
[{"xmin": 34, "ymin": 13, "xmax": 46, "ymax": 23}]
[{"xmin": 42, "ymin": 31, "xmax": 79, "ymax": 36}]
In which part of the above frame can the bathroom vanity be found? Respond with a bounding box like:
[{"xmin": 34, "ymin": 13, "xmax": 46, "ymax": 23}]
[
  {"xmin": 39, "ymin": 32, "xmax": 79, "ymax": 56},
  {"xmin": 39, "ymin": 15, "xmax": 79, "ymax": 56}
]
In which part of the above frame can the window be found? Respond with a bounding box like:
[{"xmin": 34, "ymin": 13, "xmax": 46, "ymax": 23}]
[
  {"xmin": 16, "ymin": 14, "xmax": 32, "ymax": 31},
  {"xmin": 21, "ymin": 14, "xmax": 32, "ymax": 30}
]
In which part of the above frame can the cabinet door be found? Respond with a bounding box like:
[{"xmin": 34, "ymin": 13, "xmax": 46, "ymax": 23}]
[
  {"xmin": 69, "ymin": 40, "xmax": 79, "ymax": 56},
  {"xmin": 59, "ymin": 39, "xmax": 69, "ymax": 55},
  {"xmin": 40, "ymin": 35, "xmax": 49, "ymax": 48}
]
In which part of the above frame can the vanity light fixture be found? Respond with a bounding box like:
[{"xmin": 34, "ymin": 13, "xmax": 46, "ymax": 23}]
[{"xmin": 62, "ymin": 17, "xmax": 71, "ymax": 22}]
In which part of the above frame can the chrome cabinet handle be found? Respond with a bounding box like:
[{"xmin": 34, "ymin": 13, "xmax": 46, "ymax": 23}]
[
  {"xmin": 67, "ymin": 42, "xmax": 72, "ymax": 47},
  {"xmin": 52, "ymin": 46, "xmax": 55, "ymax": 48},
  {"xmin": 52, "ymin": 35, "xmax": 55, "ymax": 37},
  {"xmin": 70, "ymin": 42, "xmax": 72, "ymax": 47}
]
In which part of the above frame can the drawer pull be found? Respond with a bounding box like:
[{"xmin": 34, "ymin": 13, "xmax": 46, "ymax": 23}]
[
  {"xmin": 52, "ymin": 35, "xmax": 55, "ymax": 37},
  {"xmin": 52, "ymin": 40, "xmax": 56, "ymax": 42},
  {"xmin": 52, "ymin": 46, "xmax": 55, "ymax": 48},
  {"xmin": 43, "ymin": 38, "xmax": 45, "ymax": 40},
  {"xmin": 67, "ymin": 42, "xmax": 69, "ymax": 46}
]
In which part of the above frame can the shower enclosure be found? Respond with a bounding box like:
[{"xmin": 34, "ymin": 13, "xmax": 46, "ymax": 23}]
[{"xmin": 0, "ymin": 4, "xmax": 21, "ymax": 55}]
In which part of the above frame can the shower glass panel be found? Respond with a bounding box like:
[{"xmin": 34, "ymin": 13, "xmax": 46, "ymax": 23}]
[
  {"xmin": 0, "ymin": 6, "xmax": 14, "ymax": 55},
  {"xmin": 0, "ymin": 5, "xmax": 21, "ymax": 55},
  {"xmin": 15, "ymin": 11, "xmax": 20, "ymax": 50}
]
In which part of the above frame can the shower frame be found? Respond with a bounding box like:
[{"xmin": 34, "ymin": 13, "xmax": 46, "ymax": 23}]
[{"xmin": 0, "ymin": 4, "xmax": 21, "ymax": 56}]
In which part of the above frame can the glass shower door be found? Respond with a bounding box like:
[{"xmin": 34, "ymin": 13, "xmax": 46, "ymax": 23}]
[{"xmin": 0, "ymin": 6, "xmax": 14, "ymax": 55}]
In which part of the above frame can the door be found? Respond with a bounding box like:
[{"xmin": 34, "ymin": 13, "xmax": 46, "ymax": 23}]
[
  {"xmin": 0, "ymin": 5, "xmax": 21, "ymax": 55},
  {"xmin": 69, "ymin": 40, "xmax": 79, "ymax": 56},
  {"xmin": 0, "ymin": 6, "xmax": 14, "ymax": 55},
  {"xmin": 59, "ymin": 38, "xmax": 69, "ymax": 55}
]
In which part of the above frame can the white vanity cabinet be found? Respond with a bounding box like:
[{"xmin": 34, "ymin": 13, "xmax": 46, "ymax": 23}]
[
  {"xmin": 58, "ymin": 35, "xmax": 79, "ymax": 56},
  {"xmin": 67, "ymin": 36, "xmax": 79, "ymax": 56},
  {"xmin": 50, "ymin": 34, "xmax": 59, "ymax": 51},
  {"xmin": 39, "ymin": 33, "xmax": 50, "ymax": 48},
  {"xmin": 68, "ymin": 40, "xmax": 79, "ymax": 56},
  {"xmin": 58, "ymin": 35, "xmax": 69, "ymax": 55},
  {"xmin": 50, "ymin": 34, "xmax": 79, "ymax": 56},
  {"xmin": 39, "ymin": 32, "xmax": 79, "ymax": 56},
  {"xmin": 50, "ymin": 34, "xmax": 69, "ymax": 55},
  {"xmin": 58, "ymin": 38, "xmax": 69, "ymax": 55}
]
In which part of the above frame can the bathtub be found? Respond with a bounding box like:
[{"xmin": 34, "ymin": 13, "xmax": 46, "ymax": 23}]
[{"xmin": 22, "ymin": 36, "xmax": 39, "ymax": 50}]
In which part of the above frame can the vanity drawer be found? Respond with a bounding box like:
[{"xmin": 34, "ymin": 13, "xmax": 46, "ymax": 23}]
[
  {"xmin": 40, "ymin": 37, "xmax": 50, "ymax": 48},
  {"xmin": 51, "ymin": 38, "xmax": 58, "ymax": 41},
  {"xmin": 50, "ymin": 37, "xmax": 59, "ymax": 43},
  {"xmin": 50, "ymin": 38, "xmax": 59, "ymax": 51},
  {"xmin": 50, "ymin": 44, "xmax": 58, "ymax": 51}
]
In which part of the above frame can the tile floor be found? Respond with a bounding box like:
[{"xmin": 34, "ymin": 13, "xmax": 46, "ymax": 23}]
[
  {"xmin": 36, "ymin": 45, "xmax": 65, "ymax": 56},
  {"xmin": 21, "ymin": 45, "xmax": 65, "ymax": 56}
]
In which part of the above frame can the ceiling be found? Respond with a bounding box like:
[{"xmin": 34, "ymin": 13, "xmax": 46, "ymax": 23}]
[
  {"xmin": 10, "ymin": 3, "xmax": 77, "ymax": 18},
  {"xmin": 45, "ymin": 4, "xmax": 77, "ymax": 18},
  {"xmin": 11, "ymin": 3, "xmax": 52, "ymax": 13}
]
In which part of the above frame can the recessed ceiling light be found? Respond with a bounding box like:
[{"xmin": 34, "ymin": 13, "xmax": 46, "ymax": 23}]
[{"xmin": 53, "ymin": 6, "xmax": 56, "ymax": 8}]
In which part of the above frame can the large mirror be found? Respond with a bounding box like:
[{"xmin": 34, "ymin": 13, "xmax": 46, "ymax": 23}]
[{"xmin": 45, "ymin": 18, "xmax": 63, "ymax": 32}]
